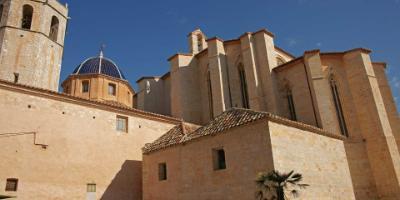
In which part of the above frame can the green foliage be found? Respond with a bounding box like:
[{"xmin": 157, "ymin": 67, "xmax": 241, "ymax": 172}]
[{"xmin": 255, "ymin": 170, "xmax": 309, "ymax": 200}]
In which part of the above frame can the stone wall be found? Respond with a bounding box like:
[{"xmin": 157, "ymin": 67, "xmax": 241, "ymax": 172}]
[
  {"xmin": 269, "ymin": 121, "xmax": 355, "ymax": 199},
  {"xmin": 373, "ymin": 63, "xmax": 400, "ymax": 150},
  {"xmin": 143, "ymin": 119, "xmax": 355, "ymax": 200},
  {"xmin": 143, "ymin": 121, "xmax": 273, "ymax": 200},
  {"xmin": 275, "ymin": 60, "xmax": 318, "ymax": 127},
  {"xmin": 343, "ymin": 50, "xmax": 400, "ymax": 199},
  {"xmin": 136, "ymin": 75, "xmax": 171, "ymax": 116},
  {"xmin": 0, "ymin": 82, "xmax": 176, "ymax": 200}
]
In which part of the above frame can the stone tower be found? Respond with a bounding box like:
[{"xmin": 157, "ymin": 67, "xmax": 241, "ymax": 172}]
[{"xmin": 0, "ymin": 0, "xmax": 68, "ymax": 91}]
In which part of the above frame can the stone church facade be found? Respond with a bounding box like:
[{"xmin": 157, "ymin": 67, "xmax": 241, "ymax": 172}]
[
  {"xmin": 138, "ymin": 29, "xmax": 400, "ymax": 199},
  {"xmin": 0, "ymin": 0, "xmax": 399, "ymax": 199}
]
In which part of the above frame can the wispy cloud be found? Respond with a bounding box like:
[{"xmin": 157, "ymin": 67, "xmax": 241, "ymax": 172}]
[
  {"xmin": 166, "ymin": 10, "xmax": 189, "ymax": 25},
  {"xmin": 391, "ymin": 77, "xmax": 400, "ymax": 88},
  {"xmin": 316, "ymin": 42, "xmax": 322, "ymax": 47},
  {"xmin": 286, "ymin": 38, "xmax": 298, "ymax": 47}
]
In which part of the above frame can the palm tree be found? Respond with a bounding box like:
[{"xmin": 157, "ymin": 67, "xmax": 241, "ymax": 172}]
[{"xmin": 255, "ymin": 170, "xmax": 309, "ymax": 200}]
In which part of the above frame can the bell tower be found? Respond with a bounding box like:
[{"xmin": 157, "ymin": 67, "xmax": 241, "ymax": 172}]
[
  {"xmin": 188, "ymin": 28, "xmax": 207, "ymax": 54},
  {"xmin": 0, "ymin": 0, "xmax": 68, "ymax": 91}
]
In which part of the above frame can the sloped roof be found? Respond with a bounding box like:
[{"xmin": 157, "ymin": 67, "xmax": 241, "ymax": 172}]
[
  {"xmin": 143, "ymin": 108, "xmax": 345, "ymax": 154},
  {"xmin": 143, "ymin": 122, "xmax": 201, "ymax": 153}
]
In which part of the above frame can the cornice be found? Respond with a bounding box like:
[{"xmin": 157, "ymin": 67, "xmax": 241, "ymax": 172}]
[
  {"xmin": 0, "ymin": 80, "xmax": 181, "ymax": 125},
  {"xmin": 206, "ymin": 37, "xmax": 224, "ymax": 43},
  {"xmin": 275, "ymin": 46, "xmax": 296, "ymax": 59},
  {"xmin": 167, "ymin": 53, "xmax": 193, "ymax": 62},
  {"xmin": 62, "ymin": 73, "xmax": 136, "ymax": 93},
  {"xmin": 252, "ymin": 28, "xmax": 275, "ymax": 38},
  {"xmin": 273, "ymin": 56, "xmax": 304, "ymax": 72}
]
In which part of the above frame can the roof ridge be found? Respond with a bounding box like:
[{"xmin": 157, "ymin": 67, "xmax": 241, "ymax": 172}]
[
  {"xmin": 179, "ymin": 123, "xmax": 189, "ymax": 143},
  {"xmin": 0, "ymin": 79, "xmax": 181, "ymax": 125},
  {"xmin": 143, "ymin": 108, "xmax": 345, "ymax": 154}
]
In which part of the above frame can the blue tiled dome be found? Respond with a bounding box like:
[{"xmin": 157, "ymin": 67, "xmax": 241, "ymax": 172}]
[{"xmin": 72, "ymin": 53, "xmax": 126, "ymax": 80}]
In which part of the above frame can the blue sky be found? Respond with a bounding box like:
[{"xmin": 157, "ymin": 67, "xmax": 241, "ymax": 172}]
[{"xmin": 58, "ymin": 0, "xmax": 399, "ymax": 111}]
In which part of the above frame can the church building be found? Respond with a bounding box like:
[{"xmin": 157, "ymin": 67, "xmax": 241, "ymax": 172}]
[{"xmin": 0, "ymin": 0, "xmax": 399, "ymax": 200}]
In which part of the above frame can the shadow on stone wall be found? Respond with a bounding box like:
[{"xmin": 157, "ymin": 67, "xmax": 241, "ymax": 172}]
[
  {"xmin": 344, "ymin": 142, "xmax": 377, "ymax": 200},
  {"xmin": 100, "ymin": 160, "xmax": 142, "ymax": 200}
]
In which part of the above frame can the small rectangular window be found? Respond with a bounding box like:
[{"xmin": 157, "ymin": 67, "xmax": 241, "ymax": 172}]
[
  {"xmin": 108, "ymin": 83, "xmax": 116, "ymax": 96},
  {"xmin": 116, "ymin": 115, "xmax": 128, "ymax": 132},
  {"xmin": 13, "ymin": 73, "xmax": 19, "ymax": 83},
  {"xmin": 82, "ymin": 81, "xmax": 89, "ymax": 93},
  {"xmin": 158, "ymin": 163, "xmax": 167, "ymax": 181},
  {"xmin": 213, "ymin": 148, "xmax": 226, "ymax": 170},
  {"xmin": 87, "ymin": 183, "xmax": 96, "ymax": 192},
  {"xmin": 5, "ymin": 178, "xmax": 18, "ymax": 191}
]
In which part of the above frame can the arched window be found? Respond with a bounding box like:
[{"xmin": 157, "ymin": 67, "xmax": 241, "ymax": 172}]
[
  {"xmin": 277, "ymin": 57, "xmax": 285, "ymax": 66},
  {"xmin": 0, "ymin": 5, "xmax": 4, "ymax": 24},
  {"xmin": 330, "ymin": 75, "xmax": 348, "ymax": 137},
  {"xmin": 207, "ymin": 69, "xmax": 214, "ymax": 119},
  {"xmin": 21, "ymin": 5, "xmax": 33, "ymax": 30},
  {"xmin": 49, "ymin": 16, "xmax": 59, "ymax": 41},
  {"xmin": 286, "ymin": 89, "xmax": 297, "ymax": 121},
  {"xmin": 238, "ymin": 64, "xmax": 249, "ymax": 109}
]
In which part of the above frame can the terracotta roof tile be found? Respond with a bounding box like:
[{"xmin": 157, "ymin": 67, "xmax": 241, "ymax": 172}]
[
  {"xmin": 143, "ymin": 122, "xmax": 200, "ymax": 153},
  {"xmin": 183, "ymin": 109, "xmax": 267, "ymax": 141},
  {"xmin": 143, "ymin": 108, "xmax": 346, "ymax": 154}
]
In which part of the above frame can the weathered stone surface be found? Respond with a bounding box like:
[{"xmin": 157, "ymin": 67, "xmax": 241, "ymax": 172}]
[
  {"xmin": 0, "ymin": 82, "xmax": 177, "ymax": 199},
  {"xmin": 0, "ymin": 0, "xmax": 68, "ymax": 91},
  {"xmin": 143, "ymin": 117, "xmax": 355, "ymax": 200}
]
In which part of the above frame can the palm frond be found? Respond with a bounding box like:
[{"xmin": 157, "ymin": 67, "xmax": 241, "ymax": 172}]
[
  {"xmin": 297, "ymin": 183, "xmax": 310, "ymax": 189},
  {"xmin": 255, "ymin": 169, "xmax": 309, "ymax": 199},
  {"xmin": 256, "ymin": 190, "xmax": 264, "ymax": 200},
  {"xmin": 291, "ymin": 189, "xmax": 299, "ymax": 198},
  {"xmin": 284, "ymin": 170, "xmax": 294, "ymax": 180}
]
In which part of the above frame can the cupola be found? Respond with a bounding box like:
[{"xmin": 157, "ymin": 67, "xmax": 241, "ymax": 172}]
[{"xmin": 62, "ymin": 50, "xmax": 135, "ymax": 108}]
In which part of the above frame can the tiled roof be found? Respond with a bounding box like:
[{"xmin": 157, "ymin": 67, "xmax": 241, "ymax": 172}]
[
  {"xmin": 183, "ymin": 109, "xmax": 267, "ymax": 141},
  {"xmin": 143, "ymin": 122, "xmax": 200, "ymax": 153},
  {"xmin": 73, "ymin": 56, "xmax": 126, "ymax": 80},
  {"xmin": 102, "ymin": 100, "xmax": 131, "ymax": 108},
  {"xmin": 143, "ymin": 108, "xmax": 345, "ymax": 154}
]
